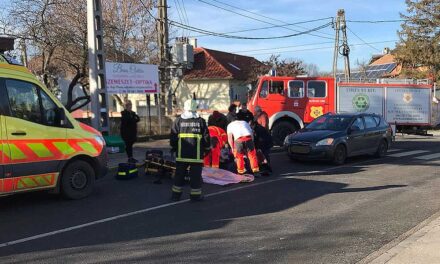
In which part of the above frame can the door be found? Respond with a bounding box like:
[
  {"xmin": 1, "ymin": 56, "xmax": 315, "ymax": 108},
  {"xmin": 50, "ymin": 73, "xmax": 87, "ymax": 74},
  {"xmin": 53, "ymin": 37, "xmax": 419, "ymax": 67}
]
[
  {"xmin": 256, "ymin": 79, "xmax": 287, "ymax": 115},
  {"xmin": 346, "ymin": 116, "xmax": 367, "ymax": 156},
  {"xmin": 363, "ymin": 115, "xmax": 383, "ymax": 152},
  {"xmin": 304, "ymin": 80, "xmax": 329, "ymax": 123},
  {"xmin": 0, "ymin": 78, "xmax": 12, "ymax": 194},
  {"xmin": 4, "ymin": 78, "xmax": 67, "ymax": 192},
  {"xmin": 286, "ymin": 80, "xmax": 306, "ymax": 118}
]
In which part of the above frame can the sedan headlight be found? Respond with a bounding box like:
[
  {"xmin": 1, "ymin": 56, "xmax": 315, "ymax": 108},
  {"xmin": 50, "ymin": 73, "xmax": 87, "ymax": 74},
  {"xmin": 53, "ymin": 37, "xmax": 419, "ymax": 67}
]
[
  {"xmin": 284, "ymin": 135, "xmax": 290, "ymax": 146},
  {"xmin": 316, "ymin": 138, "xmax": 334, "ymax": 146}
]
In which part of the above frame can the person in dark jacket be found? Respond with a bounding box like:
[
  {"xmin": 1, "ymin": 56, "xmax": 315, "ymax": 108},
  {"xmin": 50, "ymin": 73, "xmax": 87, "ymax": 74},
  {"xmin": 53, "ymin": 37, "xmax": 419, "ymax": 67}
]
[
  {"xmin": 208, "ymin": 110, "xmax": 228, "ymax": 131},
  {"xmin": 237, "ymin": 103, "xmax": 254, "ymax": 123},
  {"xmin": 170, "ymin": 99, "xmax": 210, "ymax": 202},
  {"xmin": 251, "ymin": 120, "xmax": 274, "ymax": 172},
  {"xmin": 226, "ymin": 104, "xmax": 237, "ymax": 124},
  {"xmin": 120, "ymin": 100, "xmax": 140, "ymax": 163}
]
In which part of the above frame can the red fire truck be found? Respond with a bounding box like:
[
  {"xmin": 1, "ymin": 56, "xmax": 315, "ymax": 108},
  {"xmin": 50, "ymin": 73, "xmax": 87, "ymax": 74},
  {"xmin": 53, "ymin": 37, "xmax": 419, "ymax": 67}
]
[{"xmin": 248, "ymin": 75, "xmax": 434, "ymax": 145}]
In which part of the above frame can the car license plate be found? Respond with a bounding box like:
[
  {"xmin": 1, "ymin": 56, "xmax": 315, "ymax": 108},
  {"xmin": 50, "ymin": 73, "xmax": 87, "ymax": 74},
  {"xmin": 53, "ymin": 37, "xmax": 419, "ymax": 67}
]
[{"xmin": 290, "ymin": 145, "xmax": 310, "ymax": 154}]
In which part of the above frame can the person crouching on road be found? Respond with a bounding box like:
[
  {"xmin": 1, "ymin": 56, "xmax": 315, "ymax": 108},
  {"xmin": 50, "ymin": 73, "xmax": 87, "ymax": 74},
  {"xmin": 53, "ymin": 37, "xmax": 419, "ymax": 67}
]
[
  {"xmin": 120, "ymin": 100, "xmax": 140, "ymax": 163},
  {"xmin": 170, "ymin": 99, "xmax": 210, "ymax": 202},
  {"xmin": 227, "ymin": 116, "xmax": 260, "ymax": 176},
  {"xmin": 203, "ymin": 126, "xmax": 228, "ymax": 168}
]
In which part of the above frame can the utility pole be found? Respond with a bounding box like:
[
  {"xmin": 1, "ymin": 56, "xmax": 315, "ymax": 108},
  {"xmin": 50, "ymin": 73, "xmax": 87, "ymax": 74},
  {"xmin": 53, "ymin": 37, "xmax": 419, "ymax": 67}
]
[
  {"xmin": 87, "ymin": 0, "xmax": 109, "ymax": 133},
  {"xmin": 157, "ymin": 0, "xmax": 169, "ymax": 134},
  {"xmin": 332, "ymin": 9, "xmax": 351, "ymax": 81}
]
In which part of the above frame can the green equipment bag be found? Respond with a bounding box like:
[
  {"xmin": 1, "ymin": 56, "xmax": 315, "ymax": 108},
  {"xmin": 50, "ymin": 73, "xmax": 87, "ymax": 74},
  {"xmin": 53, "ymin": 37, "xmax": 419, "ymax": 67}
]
[{"xmin": 116, "ymin": 163, "xmax": 138, "ymax": 180}]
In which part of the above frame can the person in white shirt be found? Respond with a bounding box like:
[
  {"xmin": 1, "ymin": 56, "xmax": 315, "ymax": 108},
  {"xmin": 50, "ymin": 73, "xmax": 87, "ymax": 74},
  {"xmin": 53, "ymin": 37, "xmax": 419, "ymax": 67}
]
[{"xmin": 227, "ymin": 116, "xmax": 260, "ymax": 176}]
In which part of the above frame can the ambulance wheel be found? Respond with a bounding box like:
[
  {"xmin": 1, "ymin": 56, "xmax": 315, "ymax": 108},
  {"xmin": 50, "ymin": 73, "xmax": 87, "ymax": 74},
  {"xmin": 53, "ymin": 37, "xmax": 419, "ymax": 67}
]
[{"xmin": 61, "ymin": 160, "xmax": 95, "ymax": 199}]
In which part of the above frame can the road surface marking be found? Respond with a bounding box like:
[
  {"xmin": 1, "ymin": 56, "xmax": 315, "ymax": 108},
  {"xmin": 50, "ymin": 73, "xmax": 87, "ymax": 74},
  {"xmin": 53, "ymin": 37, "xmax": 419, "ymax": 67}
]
[
  {"xmin": 387, "ymin": 149, "xmax": 401, "ymax": 153},
  {"xmin": 388, "ymin": 150, "xmax": 428, "ymax": 157},
  {"xmin": 0, "ymin": 178, "xmax": 283, "ymax": 248},
  {"xmin": 414, "ymin": 153, "xmax": 440, "ymax": 160},
  {"xmin": 0, "ymin": 148, "xmax": 425, "ymax": 249}
]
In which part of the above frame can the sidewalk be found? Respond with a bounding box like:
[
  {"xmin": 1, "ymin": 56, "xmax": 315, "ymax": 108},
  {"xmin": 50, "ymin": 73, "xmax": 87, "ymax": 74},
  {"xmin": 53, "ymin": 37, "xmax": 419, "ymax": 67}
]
[
  {"xmin": 360, "ymin": 212, "xmax": 440, "ymax": 264},
  {"xmin": 107, "ymin": 139, "xmax": 171, "ymax": 169}
]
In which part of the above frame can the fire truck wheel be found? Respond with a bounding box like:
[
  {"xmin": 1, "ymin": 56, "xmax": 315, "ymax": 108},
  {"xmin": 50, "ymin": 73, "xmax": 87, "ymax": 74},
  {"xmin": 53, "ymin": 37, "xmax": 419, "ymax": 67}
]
[
  {"xmin": 332, "ymin": 145, "xmax": 346, "ymax": 165},
  {"xmin": 61, "ymin": 160, "xmax": 95, "ymax": 199},
  {"xmin": 272, "ymin": 121, "xmax": 297, "ymax": 146}
]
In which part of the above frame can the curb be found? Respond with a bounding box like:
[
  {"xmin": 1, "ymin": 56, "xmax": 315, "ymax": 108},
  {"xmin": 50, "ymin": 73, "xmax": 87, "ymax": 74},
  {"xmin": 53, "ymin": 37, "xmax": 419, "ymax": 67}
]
[{"xmin": 358, "ymin": 210, "xmax": 440, "ymax": 264}]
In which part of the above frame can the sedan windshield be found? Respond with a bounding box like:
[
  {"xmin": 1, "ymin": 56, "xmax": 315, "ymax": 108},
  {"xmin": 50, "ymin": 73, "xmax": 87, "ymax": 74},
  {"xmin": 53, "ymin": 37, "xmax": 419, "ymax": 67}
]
[{"xmin": 306, "ymin": 115, "xmax": 352, "ymax": 131}]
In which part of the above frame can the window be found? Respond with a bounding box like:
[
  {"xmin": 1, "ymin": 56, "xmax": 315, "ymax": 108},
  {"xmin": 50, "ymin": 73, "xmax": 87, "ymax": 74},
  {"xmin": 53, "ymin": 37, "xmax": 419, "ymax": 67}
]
[
  {"xmin": 288, "ymin": 81, "xmax": 304, "ymax": 98},
  {"xmin": 259, "ymin": 81, "xmax": 269, "ymax": 98},
  {"xmin": 352, "ymin": 117, "xmax": 365, "ymax": 130},
  {"xmin": 364, "ymin": 115, "xmax": 378, "ymax": 129},
  {"xmin": 40, "ymin": 90, "xmax": 58, "ymax": 126},
  {"xmin": 373, "ymin": 116, "xmax": 382, "ymax": 126},
  {"xmin": 6, "ymin": 79, "xmax": 42, "ymax": 124},
  {"xmin": 269, "ymin": 81, "xmax": 284, "ymax": 95},
  {"xmin": 307, "ymin": 81, "xmax": 326, "ymax": 98}
]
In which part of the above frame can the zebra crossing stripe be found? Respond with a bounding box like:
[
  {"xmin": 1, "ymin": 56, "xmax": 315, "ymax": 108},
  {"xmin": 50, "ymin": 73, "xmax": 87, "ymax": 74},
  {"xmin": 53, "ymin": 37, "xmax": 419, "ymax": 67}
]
[
  {"xmin": 388, "ymin": 150, "xmax": 429, "ymax": 157},
  {"xmin": 415, "ymin": 153, "xmax": 440, "ymax": 160}
]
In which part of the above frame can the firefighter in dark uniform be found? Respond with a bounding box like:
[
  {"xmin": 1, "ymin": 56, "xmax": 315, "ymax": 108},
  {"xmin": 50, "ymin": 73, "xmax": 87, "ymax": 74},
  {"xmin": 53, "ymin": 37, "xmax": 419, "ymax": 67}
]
[{"xmin": 170, "ymin": 99, "xmax": 210, "ymax": 202}]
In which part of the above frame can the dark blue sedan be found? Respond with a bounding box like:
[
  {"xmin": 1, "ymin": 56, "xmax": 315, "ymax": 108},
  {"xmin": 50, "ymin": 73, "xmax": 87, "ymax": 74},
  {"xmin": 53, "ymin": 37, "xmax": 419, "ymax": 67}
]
[{"xmin": 284, "ymin": 113, "xmax": 393, "ymax": 164}]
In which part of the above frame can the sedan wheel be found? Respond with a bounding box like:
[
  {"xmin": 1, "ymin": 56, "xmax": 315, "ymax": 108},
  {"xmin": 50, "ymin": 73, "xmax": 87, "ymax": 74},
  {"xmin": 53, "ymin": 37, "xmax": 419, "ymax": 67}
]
[
  {"xmin": 375, "ymin": 140, "xmax": 388, "ymax": 158},
  {"xmin": 333, "ymin": 145, "xmax": 346, "ymax": 165}
]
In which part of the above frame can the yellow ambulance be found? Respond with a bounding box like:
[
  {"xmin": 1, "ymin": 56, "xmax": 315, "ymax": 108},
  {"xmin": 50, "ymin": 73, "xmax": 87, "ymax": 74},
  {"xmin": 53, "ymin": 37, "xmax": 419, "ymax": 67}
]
[{"xmin": 0, "ymin": 52, "xmax": 107, "ymax": 199}]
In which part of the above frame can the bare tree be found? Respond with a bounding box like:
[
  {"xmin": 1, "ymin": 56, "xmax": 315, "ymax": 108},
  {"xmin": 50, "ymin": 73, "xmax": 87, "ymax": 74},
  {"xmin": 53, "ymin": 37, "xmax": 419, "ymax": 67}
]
[{"xmin": 1, "ymin": 0, "xmax": 158, "ymax": 112}]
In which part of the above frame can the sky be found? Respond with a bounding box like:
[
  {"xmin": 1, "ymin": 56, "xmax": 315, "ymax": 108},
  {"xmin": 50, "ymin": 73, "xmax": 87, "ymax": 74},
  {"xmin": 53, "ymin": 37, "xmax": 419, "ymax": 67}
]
[
  {"xmin": 2, "ymin": 0, "xmax": 408, "ymax": 73},
  {"xmin": 168, "ymin": 0, "xmax": 408, "ymax": 72}
]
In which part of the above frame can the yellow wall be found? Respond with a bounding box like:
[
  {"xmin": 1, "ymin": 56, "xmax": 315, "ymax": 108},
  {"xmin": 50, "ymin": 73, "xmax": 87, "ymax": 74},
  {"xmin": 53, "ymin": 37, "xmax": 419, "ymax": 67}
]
[{"xmin": 176, "ymin": 79, "xmax": 231, "ymax": 111}]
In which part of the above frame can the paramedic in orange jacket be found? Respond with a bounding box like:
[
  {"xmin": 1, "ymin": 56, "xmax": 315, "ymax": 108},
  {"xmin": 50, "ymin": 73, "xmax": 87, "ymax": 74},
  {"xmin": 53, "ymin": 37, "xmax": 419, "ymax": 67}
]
[
  {"xmin": 227, "ymin": 116, "xmax": 260, "ymax": 176},
  {"xmin": 204, "ymin": 126, "xmax": 228, "ymax": 168}
]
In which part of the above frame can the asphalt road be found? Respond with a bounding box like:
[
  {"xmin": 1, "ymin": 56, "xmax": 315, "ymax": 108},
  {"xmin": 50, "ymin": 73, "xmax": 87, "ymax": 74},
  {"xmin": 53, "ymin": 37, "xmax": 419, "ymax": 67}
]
[{"xmin": 1, "ymin": 135, "xmax": 440, "ymax": 264}]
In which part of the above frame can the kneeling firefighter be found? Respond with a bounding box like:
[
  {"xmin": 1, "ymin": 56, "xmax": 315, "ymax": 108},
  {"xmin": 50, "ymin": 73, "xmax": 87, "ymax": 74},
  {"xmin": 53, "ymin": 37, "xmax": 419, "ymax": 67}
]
[
  {"xmin": 203, "ymin": 126, "xmax": 228, "ymax": 168},
  {"xmin": 170, "ymin": 99, "xmax": 211, "ymax": 202}
]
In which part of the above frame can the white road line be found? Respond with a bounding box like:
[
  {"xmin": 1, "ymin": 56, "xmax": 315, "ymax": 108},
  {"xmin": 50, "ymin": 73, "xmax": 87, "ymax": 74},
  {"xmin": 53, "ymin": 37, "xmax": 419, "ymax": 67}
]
[
  {"xmin": 415, "ymin": 153, "xmax": 440, "ymax": 160},
  {"xmin": 0, "ymin": 178, "xmax": 282, "ymax": 248},
  {"xmin": 388, "ymin": 150, "xmax": 429, "ymax": 157},
  {"xmin": 0, "ymin": 147, "xmax": 429, "ymax": 248},
  {"xmin": 387, "ymin": 149, "xmax": 401, "ymax": 153}
]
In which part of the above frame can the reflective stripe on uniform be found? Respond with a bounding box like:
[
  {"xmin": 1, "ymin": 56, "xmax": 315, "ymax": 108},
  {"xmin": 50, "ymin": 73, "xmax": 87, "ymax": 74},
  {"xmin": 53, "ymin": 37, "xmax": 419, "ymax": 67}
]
[
  {"xmin": 172, "ymin": 185, "xmax": 183, "ymax": 193},
  {"xmin": 177, "ymin": 133, "xmax": 203, "ymax": 163},
  {"xmin": 190, "ymin": 188, "xmax": 202, "ymax": 195}
]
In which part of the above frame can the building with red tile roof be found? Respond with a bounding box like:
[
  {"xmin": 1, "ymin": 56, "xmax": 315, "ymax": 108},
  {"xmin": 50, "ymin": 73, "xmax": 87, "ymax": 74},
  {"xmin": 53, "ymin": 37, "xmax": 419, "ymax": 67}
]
[{"xmin": 175, "ymin": 47, "xmax": 264, "ymax": 112}]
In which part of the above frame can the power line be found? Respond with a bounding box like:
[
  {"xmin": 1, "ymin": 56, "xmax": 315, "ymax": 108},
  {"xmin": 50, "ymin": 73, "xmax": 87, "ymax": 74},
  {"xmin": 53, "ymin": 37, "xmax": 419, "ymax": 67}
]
[
  {"xmin": 232, "ymin": 41, "xmax": 335, "ymax": 53},
  {"xmin": 173, "ymin": 0, "xmax": 185, "ymax": 35},
  {"xmin": 189, "ymin": 17, "xmax": 334, "ymax": 38},
  {"xmin": 170, "ymin": 20, "xmax": 333, "ymax": 40},
  {"xmin": 197, "ymin": 0, "xmax": 334, "ymax": 40},
  {"xmin": 209, "ymin": 0, "xmax": 334, "ymax": 37},
  {"xmin": 179, "ymin": 0, "xmax": 190, "ymax": 27},
  {"xmin": 346, "ymin": 19, "xmax": 406, "ymax": 23},
  {"xmin": 241, "ymin": 40, "xmax": 397, "ymax": 56},
  {"xmin": 347, "ymin": 26, "xmax": 381, "ymax": 52}
]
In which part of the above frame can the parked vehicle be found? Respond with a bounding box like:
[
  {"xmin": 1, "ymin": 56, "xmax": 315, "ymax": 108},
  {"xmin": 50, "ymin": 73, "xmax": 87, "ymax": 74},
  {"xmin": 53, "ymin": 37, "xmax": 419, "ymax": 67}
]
[
  {"xmin": 284, "ymin": 112, "xmax": 393, "ymax": 164},
  {"xmin": 247, "ymin": 76, "xmax": 433, "ymax": 145},
  {"xmin": 0, "ymin": 51, "xmax": 107, "ymax": 199}
]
